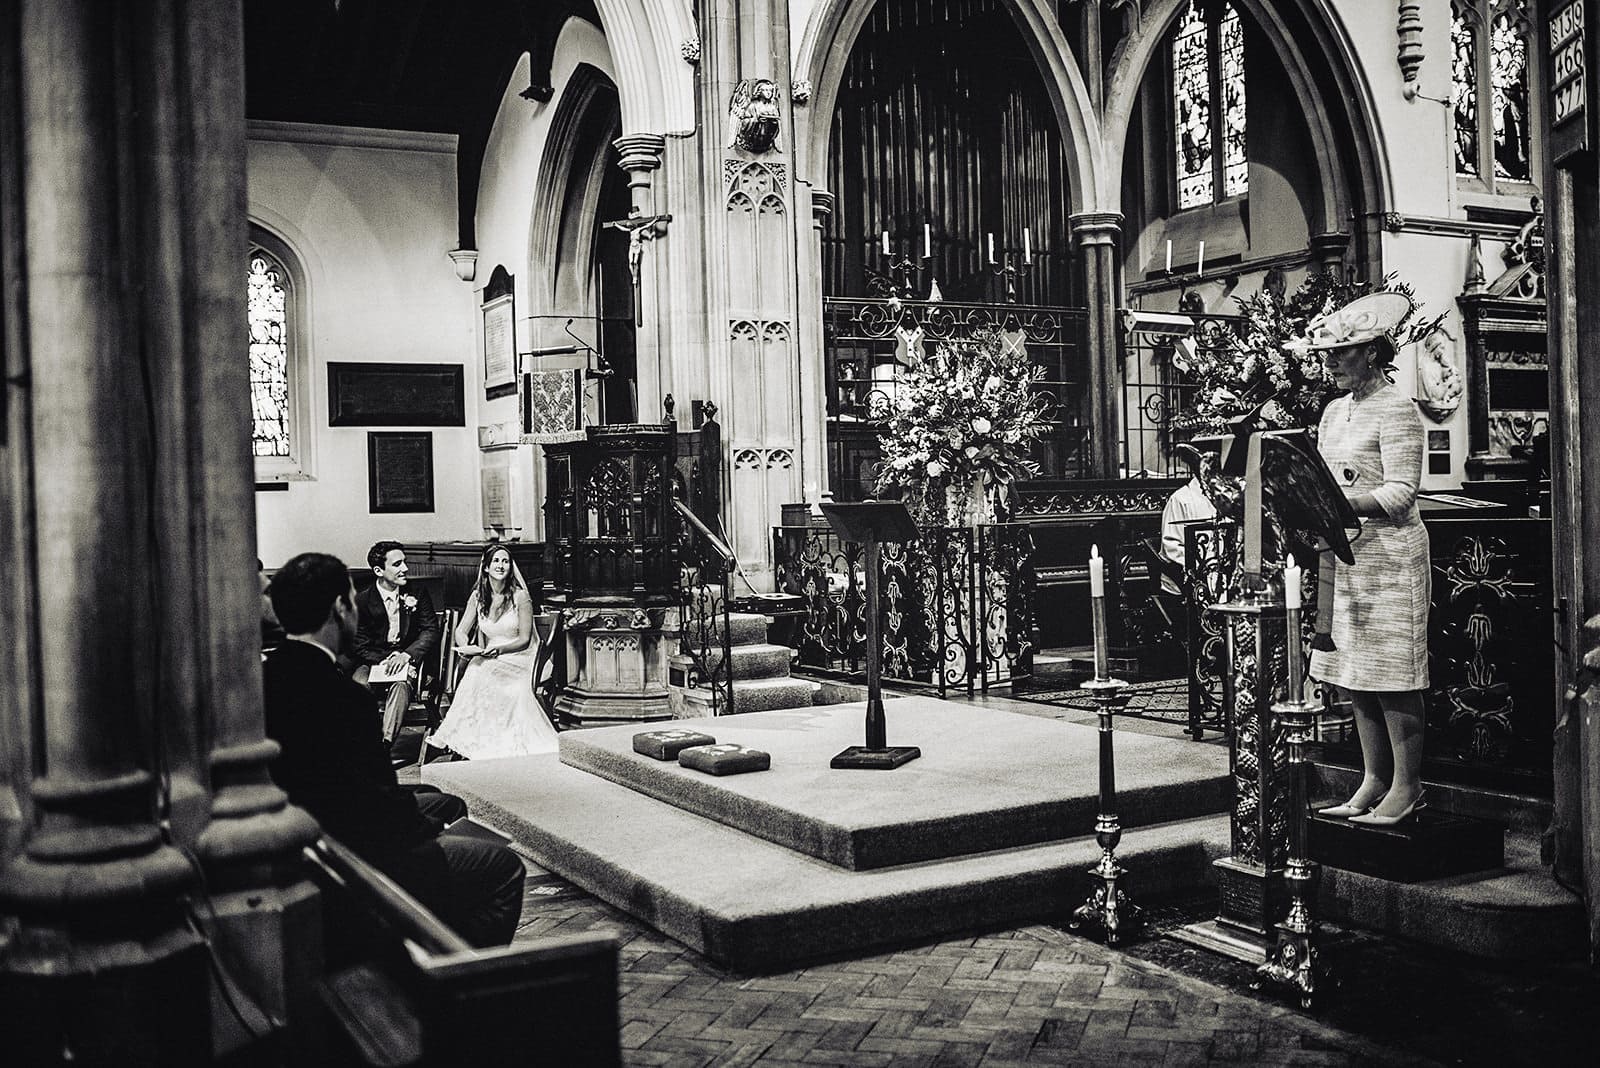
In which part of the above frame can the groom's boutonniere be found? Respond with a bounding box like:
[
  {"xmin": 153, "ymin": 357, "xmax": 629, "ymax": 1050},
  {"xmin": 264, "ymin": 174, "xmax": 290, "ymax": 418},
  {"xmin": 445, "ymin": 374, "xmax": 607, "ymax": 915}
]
[{"xmin": 400, "ymin": 594, "xmax": 418, "ymax": 612}]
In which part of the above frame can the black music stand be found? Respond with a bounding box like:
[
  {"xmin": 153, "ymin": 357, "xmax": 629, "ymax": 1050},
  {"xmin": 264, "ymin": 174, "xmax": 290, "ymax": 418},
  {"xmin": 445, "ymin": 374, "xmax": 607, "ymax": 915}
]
[{"xmin": 819, "ymin": 502, "xmax": 922, "ymax": 770}]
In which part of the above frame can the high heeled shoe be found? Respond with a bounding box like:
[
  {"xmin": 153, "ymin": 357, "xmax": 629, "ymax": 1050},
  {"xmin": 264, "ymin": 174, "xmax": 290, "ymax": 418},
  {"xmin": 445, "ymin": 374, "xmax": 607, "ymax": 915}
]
[
  {"xmin": 1348, "ymin": 791, "xmax": 1426, "ymax": 826},
  {"xmin": 1319, "ymin": 788, "xmax": 1388, "ymax": 819}
]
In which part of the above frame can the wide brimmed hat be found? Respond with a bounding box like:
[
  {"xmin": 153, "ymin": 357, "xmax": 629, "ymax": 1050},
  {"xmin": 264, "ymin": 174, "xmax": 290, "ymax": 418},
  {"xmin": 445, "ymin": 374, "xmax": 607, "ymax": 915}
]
[{"xmin": 1305, "ymin": 291, "xmax": 1414, "ymax": 351}]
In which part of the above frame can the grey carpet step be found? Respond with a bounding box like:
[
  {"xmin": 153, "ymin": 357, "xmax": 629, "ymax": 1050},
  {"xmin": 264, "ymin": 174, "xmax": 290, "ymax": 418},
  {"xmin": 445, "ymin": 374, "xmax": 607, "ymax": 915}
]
[
  {"xmin": 424, "ymin": 752, "xmax": 1232, "ymax": 973},
  {"xmin": 681, "ymin": 676, "xmax": 819, "ymax": 717},
  {"xmin": 557, "ymin": 701, "xmax": 1233, "ymax": 870},
  {"xmin": 699, "ymin": 642, "xmax": 794, "ymax": 680},
  {"xmin": 1318, "ymin": 832, "xmax": 1586, "ymax": 961}
]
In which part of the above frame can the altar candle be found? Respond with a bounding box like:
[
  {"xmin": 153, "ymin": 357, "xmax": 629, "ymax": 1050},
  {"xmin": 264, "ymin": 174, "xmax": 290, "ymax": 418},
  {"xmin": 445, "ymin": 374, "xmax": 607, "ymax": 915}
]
[
  {"xmin": 987, "ymin": 232, "xmax": 996, "ymax": 264},
  {"xmin": 1197, "ymin": 240, "xmax": 1206, "ymax": 276},
  {"xmin": 1166, "ymin": 239, "xmax": 1173, "ymax": 274},
  {"xmin": 1089, "ymin": 544, "xmax": 1105, "ymax": 598},
  {"xmin": 882, "ymin": 230, "xmax": 890, "ymax": 255},
  {"xmin": 923, "ymin": 223, "xmax": 932, "ymax": 259},
  {"xmin": 1023, "ymin": 227, "xmax": 1032, "ymax": 264},
  {"xmin": 1090, "ymin": 545, "xmax": 1109, "ymax": 680},
  {"xmin": 1283, "ymin": 554, "xmax": 1301, "ymax": 610}
]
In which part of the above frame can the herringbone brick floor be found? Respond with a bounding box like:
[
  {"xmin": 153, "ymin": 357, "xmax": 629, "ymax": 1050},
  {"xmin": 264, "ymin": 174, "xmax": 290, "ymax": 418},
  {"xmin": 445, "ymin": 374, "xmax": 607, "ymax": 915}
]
[{"xmin": 511, "ymin": 871, "xmax": 1428, "ymax": 1067}]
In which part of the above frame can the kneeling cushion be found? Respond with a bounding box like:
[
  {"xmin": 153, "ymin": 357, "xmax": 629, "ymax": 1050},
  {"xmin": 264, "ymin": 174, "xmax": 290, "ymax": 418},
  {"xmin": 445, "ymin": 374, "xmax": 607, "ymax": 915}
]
[
  {"xmin": 678, "ymin": 743, "xmax": 771, "ymax": 776},
  {"xmin": 633, "ymin": 729, "xmax": 718, "ymax": 761}
]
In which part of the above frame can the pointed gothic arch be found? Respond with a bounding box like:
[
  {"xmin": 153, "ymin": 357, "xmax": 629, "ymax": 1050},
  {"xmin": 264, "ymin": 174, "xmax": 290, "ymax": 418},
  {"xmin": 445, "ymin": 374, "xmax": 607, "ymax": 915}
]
[
  {"xmin": 1105, "ymin": 0, "xmax": 1389, "ymax": 269},
  {"xmin": 794, "ymin": 0, "xmax": 1107, "ymax": 213}
]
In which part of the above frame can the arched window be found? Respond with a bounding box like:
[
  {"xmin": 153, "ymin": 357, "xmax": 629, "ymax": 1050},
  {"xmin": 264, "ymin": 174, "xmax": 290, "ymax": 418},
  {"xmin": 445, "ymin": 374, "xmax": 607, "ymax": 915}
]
[
  {"xmin": 1172, "ymin": 0, "xmax": 1248, "ymax": 211},
  {"xmin": 1452, "ymin": 0, "xmax": 1537, "ymax": 192},
  {"xmin": 248, "ymin": 225, "xmax": 311, "ymax": 480}
]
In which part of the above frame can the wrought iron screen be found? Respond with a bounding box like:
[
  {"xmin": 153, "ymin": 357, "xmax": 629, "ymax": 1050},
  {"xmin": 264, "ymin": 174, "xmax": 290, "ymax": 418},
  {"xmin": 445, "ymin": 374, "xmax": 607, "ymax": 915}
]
[
  {"xmin": 774, "ymin": 520, "xmax": 1035, "ymax": 695},
  {"xmin": 1119, "ymin": 312, "xmax": 1243, "ymax": 476},
  {"xmin": 823, "ymin": 297, "xmax": 1091, "ymax": 500}
]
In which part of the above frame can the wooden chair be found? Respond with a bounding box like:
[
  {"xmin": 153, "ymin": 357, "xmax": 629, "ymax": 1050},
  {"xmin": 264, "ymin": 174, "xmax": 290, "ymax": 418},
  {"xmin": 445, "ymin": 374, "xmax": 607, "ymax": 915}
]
[{"xmin": 530, "ymin": 611, "xmax": 565, "ymax": 730}]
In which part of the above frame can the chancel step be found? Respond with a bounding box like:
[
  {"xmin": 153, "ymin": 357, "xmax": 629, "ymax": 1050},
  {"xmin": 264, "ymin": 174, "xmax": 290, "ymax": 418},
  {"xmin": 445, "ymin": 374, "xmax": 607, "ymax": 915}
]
[{"xmin": 1310, "ymin": 807, "xmax": 1505, "ymax": 883}]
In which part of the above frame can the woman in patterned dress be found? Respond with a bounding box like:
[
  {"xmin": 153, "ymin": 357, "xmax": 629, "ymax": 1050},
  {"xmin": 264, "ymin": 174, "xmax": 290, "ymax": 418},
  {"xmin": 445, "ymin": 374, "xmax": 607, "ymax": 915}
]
[{"xmin": 1305, "ymin": 293, "xmax": 1431, "ymax": 826}]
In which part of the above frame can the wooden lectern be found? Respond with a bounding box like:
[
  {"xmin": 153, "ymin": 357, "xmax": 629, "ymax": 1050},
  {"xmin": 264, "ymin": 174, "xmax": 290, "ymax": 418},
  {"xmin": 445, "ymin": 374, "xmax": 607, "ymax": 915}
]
[{"xmin": 818, "ymin": 502, "xmax": 922, "ymax": 770}]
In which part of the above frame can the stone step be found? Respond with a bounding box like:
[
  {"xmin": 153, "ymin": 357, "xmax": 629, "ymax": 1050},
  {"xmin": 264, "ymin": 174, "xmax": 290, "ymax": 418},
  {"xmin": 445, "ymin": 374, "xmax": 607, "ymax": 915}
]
[{"xmin": 424, "ymin": 749, "xmax": 1233, "ymax": 972}]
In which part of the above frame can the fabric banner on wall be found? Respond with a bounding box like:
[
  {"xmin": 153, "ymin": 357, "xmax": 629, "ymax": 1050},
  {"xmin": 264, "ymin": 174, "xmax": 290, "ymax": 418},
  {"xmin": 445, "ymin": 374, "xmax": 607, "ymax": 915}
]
[{"xmin": 520, "ymin": 368, "xmax": 584, "ymax": 443}]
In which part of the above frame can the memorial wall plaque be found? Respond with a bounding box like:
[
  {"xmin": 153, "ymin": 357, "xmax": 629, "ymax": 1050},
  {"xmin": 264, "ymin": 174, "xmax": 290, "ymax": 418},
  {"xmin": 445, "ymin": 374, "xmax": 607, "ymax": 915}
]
[
  {"xmin": 328, "ymin": 362, "xmax": 465, "ymax": 427},
  {"xmin": 367, "ymin": 431, "xmax": 435, "ymax": 513}
]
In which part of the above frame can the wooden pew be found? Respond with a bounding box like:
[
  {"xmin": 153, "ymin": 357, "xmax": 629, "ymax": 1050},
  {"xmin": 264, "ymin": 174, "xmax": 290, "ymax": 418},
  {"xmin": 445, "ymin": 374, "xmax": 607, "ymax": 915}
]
[{"xmin": 304, "ymin": 836, "xmax": 621, "ymax": 1067}]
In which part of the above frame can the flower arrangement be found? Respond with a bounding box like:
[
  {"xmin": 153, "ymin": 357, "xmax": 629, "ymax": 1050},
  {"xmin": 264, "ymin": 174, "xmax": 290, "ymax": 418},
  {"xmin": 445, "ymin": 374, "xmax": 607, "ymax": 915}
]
[
  {"xmin": 1175, "ymin": 271, "xmax": 1443, "ymax": 434},
  {"xmin": 874, "ymin": 326, "xmax": 1051, "ymax": 525}
]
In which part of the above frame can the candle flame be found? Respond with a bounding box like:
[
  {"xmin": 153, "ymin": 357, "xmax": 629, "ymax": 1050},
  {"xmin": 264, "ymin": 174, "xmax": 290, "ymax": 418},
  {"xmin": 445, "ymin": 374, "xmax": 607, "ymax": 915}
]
[
  {"xmin": 1287, "ymin": 552, "xmax": 1296, "ymax": 569},
  {"xmin": 1091, "ymin": 544, "xmax": 1100, "ymax": 559}
]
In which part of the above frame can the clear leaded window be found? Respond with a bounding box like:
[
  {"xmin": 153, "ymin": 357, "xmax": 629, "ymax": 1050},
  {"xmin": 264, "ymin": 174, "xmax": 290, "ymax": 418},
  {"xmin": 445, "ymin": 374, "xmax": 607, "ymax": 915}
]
[
  {"xmin": 1173, "ymin": 1, "xmax": 1247, "ymax": 210},
  {"xmin": 1452, "ymin": 1, "xmax": 1534, "ymax": 189},
  {"xmin": 248, "ymin": 248, "xmax": 291, "ymax": 458}
]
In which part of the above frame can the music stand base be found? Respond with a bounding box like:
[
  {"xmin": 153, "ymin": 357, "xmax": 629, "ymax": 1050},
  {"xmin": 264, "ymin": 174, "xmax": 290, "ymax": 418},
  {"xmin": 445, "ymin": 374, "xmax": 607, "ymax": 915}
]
[{"xmin": 830, "ymin": 746, "xmax": 922, "ymax": 769}]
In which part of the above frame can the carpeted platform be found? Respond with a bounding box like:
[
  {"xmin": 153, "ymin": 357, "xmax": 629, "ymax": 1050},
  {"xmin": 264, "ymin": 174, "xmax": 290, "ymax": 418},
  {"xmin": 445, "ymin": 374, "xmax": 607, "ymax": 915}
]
[
  {"xmin": 556, "ymin": 701, "xmax": 1232, "ymax": 869},
  {"xmin": 423, "ymin": 701, "xmax": 1237, "ymax": 970}
]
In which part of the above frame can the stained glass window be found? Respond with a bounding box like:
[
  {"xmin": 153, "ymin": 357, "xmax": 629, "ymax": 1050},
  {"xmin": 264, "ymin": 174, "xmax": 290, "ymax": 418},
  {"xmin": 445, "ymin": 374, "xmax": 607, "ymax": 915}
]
[
  {"xmin": 1489, "ymin": 8, "xmax": 1529, "ymax": 180},
  {"xmin": 248, "ymin": 248, "xmax": 291, "ymax": 459},
  {"xmin": 1172, "ymin": 1, "xmax": 1247, "ymax": 211},
  {"xmin": 1219, "ymin": 7, "xmax": 1247, "ymax": 198},
  {"xmin": 1451, "ymin": 1, "xmax": 1535, "ymax": 189},
  {"xmin": 1452, "ymin": 7, "xmax": 1479, "ymax": 176},
  {"xmin": 1173, "ymin": 4, "xmax": 1212, "ymax": 209}
]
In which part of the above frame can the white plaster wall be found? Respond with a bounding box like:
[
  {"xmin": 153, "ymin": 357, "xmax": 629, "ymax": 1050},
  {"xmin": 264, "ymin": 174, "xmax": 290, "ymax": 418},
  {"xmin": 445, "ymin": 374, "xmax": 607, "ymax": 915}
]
[
  {"xmin": 247, "ymin": 126, "xmax": 478, "ymax": 567},
  {"xmin": 473, "ymin": 20, "xmax": 618, "ymax": 538}
]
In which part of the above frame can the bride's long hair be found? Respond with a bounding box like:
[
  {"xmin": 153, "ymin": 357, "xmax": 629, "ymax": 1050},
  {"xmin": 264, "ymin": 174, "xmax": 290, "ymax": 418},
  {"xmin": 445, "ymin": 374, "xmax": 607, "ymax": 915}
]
[{"xmin": 473, "ymin": 545, "xmax": 526, "ymax": 622}]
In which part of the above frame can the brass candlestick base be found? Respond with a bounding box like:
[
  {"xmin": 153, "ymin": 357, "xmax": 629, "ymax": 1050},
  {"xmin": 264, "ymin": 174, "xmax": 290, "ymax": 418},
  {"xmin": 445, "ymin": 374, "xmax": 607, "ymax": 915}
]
[
  {"xmin": 1069, "ymin": 676, "xmax": 1144, "ymax": 945},
  {"xmin": 1253, "ymin": 690, "xmax": 1323, "ymax": 1008}
]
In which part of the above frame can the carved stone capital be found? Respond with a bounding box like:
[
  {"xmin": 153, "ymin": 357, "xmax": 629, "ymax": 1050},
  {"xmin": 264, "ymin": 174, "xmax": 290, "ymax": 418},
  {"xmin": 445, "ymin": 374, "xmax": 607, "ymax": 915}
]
[
  {"xmin": 613, "ymin": 133, "xmax": 667, "ymax": 175},
  {"xmin": 1397, "ymin": 2, "xmax": 1425, "ymax": 88},
  {"xmin": 811, "ymin": 188, "xmax": 836, "ymax": 222},
  {"xmin": 1309, "ymin": 230, "xmax": 1350, "ymax": 269},
  {"xmin": 681, "ymin": 36, "xmax": 701, "ymax": 64},
  {"xmin": 792, "ymin": 80, "xmax": 813, "ymax": 105},
  {"xmin": 1069, "ymin": 211, "xmax": 1124, "ymax": 248}
]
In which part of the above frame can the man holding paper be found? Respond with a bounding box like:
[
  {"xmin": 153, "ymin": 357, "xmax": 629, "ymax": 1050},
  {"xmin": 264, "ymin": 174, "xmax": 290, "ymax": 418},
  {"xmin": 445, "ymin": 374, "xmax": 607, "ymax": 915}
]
[{"xmin": 352, "ymin": 540, "xmax": 440, "ymax": 745}]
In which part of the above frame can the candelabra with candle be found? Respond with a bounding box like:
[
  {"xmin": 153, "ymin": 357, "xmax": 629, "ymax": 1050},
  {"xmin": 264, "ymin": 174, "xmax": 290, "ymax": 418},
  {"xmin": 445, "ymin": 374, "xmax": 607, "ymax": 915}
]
[
  {"xmin": 1069, "ymin": 545, "xmax": 1144, "ymax": 945},
  {"xmin": 1253, "ymin": 555, "xmax": 1324, "ymax": 1007}
]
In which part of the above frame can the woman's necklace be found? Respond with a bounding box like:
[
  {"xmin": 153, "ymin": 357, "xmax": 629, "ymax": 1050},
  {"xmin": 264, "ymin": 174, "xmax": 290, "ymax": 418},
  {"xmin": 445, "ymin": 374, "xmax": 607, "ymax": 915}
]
[{"xmin": 1346, "ymin": 378, "xmax": 1384, "ymax": 421}]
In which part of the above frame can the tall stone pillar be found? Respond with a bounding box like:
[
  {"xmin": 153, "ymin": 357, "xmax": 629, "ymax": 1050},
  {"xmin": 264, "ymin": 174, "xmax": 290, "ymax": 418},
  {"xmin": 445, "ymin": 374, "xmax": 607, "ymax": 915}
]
[
  {"xmin": 1071, "ymin": 211, "xmax": 1125, "ymax": 478},
  {"xmin": 799, "ymin": 187, "xmax": 836, "ymax": 502},
  {"xmin": 614, "ymin": 132, "xmax": 669, "ymax": 416},
  {"xmin": 0, "ymin": 1, "xmax": 317, "ymax": 1060}
]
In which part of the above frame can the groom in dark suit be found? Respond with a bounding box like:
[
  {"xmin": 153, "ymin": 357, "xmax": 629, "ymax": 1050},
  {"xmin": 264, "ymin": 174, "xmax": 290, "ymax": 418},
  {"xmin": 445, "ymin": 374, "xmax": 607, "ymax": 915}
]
[
  {"xmin": 353, "ymin": 540, "xmax": 440, "ymax": 745},
  {"xmin": 264, "ymin": 552, "xmax": 523, "ymax": 947}
]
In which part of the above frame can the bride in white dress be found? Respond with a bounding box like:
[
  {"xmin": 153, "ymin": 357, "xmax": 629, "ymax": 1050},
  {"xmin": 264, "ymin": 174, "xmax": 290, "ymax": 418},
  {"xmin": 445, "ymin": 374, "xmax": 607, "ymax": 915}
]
[{"xmin": 426, "ymin": 546, "xmax": 558, "ymax": 759}]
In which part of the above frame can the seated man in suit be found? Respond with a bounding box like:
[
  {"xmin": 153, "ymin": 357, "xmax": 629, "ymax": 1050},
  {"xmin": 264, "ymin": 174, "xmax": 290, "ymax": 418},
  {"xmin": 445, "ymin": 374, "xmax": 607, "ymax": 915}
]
[
  {"xmin": 264, "ymin": 552, "xmax": 524, "ymax": 947},
  {"xmin": 352, "ymin": 540, "xmax": 440, "ymax": 745}
]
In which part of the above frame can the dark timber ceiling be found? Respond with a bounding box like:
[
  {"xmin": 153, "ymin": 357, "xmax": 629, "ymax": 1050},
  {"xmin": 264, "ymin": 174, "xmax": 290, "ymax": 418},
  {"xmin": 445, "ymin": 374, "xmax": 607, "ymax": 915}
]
[{"xmin": 244, "ymin": 0, "xmax": 601, "ymax": 245}]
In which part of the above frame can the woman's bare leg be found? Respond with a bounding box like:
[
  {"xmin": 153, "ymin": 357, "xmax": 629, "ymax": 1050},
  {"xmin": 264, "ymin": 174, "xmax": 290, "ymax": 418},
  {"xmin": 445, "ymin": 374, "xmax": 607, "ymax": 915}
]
[
  {"xmin": 1368, "ymin": 690, "xmax": 1426, "ymax": 817},
  {"xmin": 1339, "ymin": 686, "xmax": 1392, "ymax": 809}
]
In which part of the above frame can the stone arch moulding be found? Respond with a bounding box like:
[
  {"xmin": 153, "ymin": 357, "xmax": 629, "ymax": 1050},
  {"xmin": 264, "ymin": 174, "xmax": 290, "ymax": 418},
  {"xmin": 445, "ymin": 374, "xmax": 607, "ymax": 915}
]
[
  {"xmin": 1101, "ymin": 0, "xmax": 1391, "ymax": 268},
  {"xmin": 590, "ymin": 0, "xmax": 694, "ymax": 134},
  {"xmin": 526, "ymin": 63, "xmax": 621, "ymax": 331},
  {"xmin": 793, "ymin": 0, "xmax": 1107, "ymax": 214}
]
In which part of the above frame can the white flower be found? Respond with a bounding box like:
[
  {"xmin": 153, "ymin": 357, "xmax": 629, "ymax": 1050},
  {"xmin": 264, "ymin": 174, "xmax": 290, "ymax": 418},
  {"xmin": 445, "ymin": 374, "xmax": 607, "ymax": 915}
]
[
  {"xmin": 400, "ymin": 594, "xmax": 418, "ymax": 611},
  {"xmin": 926, "ymin": 460, "xmax": 944, "ymax": 477},
  {"xmin": 970, "ymin": 416, "xmax": 991, "ymax": 435},
  {"xmin": 964, "ymin": 445, "xmax": 979, "ymax": 459}
]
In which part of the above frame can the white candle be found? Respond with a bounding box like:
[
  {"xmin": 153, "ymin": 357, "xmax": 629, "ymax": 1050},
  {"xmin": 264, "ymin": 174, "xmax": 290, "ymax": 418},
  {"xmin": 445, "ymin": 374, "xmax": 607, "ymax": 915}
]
[
  {"xmin": 987, "ymin": 232, "xmax": 996, "ymax": 264},
  {"xmin": 882, "ymin": 230, "xmax": 890, "ymax": 255},
  {"xmin": 1023, "ymin": 227, "xmax": 1032, "ymax": 264},
  {"xmin": 1166, "ymin": 239, "xmax": 1173, "ymax": 274},
  {"xmin": 923, "ymin": 223, "xmax": 932, "ymax": 259},
  {"xmin": 1197, "ymin": 240, "xmax": 1205, "ymax": 276},
  {"xmin": 1283, "ymin": 554, "xmax": 1301, "ymax": 610},
  {"xmin": 1089, "ymin": 544, "xmax": 1105, "ymax": 598}
]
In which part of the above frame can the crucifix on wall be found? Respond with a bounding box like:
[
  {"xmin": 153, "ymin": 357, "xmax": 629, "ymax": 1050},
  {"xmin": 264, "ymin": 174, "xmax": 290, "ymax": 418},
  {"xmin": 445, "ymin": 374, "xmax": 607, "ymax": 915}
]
[{"xmin": 603, "ymin": 206, "xmax": 672, "ymax": 326}]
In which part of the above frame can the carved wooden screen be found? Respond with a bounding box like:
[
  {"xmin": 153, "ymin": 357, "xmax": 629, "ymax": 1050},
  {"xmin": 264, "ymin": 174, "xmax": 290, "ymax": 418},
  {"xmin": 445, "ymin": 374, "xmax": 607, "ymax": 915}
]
[{"xmin": 823, "ymin": 0, "xmax": 1073, "ymax": 305}]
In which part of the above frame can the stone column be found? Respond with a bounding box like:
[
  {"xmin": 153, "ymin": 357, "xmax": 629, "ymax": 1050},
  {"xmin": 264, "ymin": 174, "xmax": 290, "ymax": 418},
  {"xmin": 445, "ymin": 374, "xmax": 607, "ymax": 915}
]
[
  {"xmin": 0, "ymin": 1, "xmax": 317, "ymax": 1060},
  {"xmin": 1071, "ymin": 211, "xmax": 1125, "ymax": 478},
  {"xmin": 614, "ymin": 132, "xmax": 669, "ymax": 415},
  {"xmin": 799, "ymin": 187, "xmax": 836, "ymax": 502}
]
